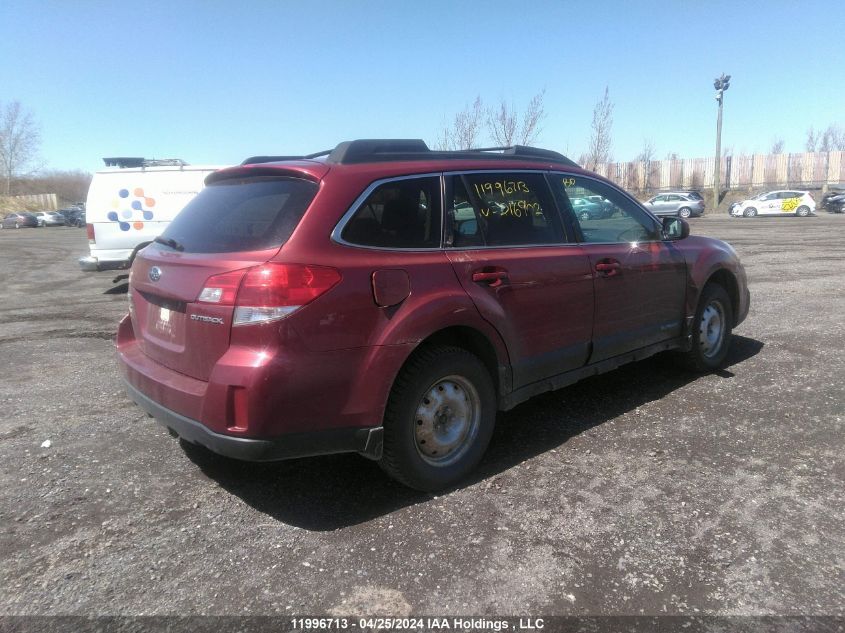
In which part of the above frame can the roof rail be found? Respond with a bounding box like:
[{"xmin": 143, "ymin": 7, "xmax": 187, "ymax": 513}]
[
  {"xmin": 326, "ymin": 139, "xmax": 579, "ymax": 167},
  {"xmin": 238, "ymin": 140, "xmax": 580, "ymax": 168},
  {"xmin": 103, "ymin": 157, "xmax": 188, "ymax": 168}
]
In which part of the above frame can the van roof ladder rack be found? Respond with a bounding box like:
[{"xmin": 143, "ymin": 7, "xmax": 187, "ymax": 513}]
[{"xmin": 103, "ymin": 157, "xmax": 189, "ymax": 168}]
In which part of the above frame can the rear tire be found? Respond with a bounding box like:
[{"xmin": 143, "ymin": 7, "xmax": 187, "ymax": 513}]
[
  {"xmin": 379, "ymin": 345, "xmax": 496, "ymax": 491},
  {"xmin": 680, "ymin": 284, "xmax": 734, "ymax": 372},
  {"xmin": 743, "ymin": 207, "xmax": 757, "ymax": 218},
  {"xmin": 579, "ymin": 211, "xmax": 591, "ymax": 222},
  {"xmin": 796, "ymin": 206, "xmax": 810, "ymax": 217}
]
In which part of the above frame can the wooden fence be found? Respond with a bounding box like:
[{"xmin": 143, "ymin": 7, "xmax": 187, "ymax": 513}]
[
  {"xmin": 594, "ymin": 151, "xmax": 845, "ymax": 193},
  {"xmin": 0, "ymin": 193, "xmax": 59, "ymax": 211}
]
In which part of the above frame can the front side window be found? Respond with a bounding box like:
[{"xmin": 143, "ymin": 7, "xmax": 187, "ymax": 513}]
[
  {"xmin": 341, "ymin": 176, "xmax": 441, "ymax": 248},
  {"xmin": 551, "ymin": 174, "xmax": 660, "ymax": 244},
  {"xmin": 447, "ymin": 172, "xmax": 563, "ymax": 247}
]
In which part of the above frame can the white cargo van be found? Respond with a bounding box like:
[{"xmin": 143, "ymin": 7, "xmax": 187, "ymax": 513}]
[{"xmin": 79, "ymin": 158, "xmax": 225, "ymax": 271}]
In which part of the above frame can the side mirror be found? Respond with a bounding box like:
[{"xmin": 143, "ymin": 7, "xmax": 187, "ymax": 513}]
[{"xmin": 662, "ymin": 217, "xmax": 689, "ymax": 240}]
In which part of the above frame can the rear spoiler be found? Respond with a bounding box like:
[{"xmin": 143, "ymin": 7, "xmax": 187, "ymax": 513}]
[{"xmin": 205, "ymin": 165, "xmax": 323, "ymax": 185}]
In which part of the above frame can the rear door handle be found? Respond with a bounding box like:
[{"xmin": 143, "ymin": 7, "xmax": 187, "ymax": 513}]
[
  {"xmin": 595, "ymin": 259, "xmax": 621, "ymax": 277},
  {"xmin": 472, "ymin": 270, "xmax": 508, "ymax": 287}
]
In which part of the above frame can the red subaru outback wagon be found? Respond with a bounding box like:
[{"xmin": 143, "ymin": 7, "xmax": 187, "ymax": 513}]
[{"xmin": 117, "ymin": 139, "xmax": 749, "ymax": 490}]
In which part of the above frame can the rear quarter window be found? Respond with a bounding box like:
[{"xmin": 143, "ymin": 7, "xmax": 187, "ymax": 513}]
[
  {"xmin": 159, "ymin": 177, "xmax": 317, "ymax": 253},
  {"xmin": 340, "ymin": 176, "xmax": 442, "ymax": 249}
]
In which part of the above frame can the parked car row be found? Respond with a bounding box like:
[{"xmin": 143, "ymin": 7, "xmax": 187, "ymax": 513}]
[{"xmin": 0, "ymin": 208, "xmax": 86, "ymax": 229}]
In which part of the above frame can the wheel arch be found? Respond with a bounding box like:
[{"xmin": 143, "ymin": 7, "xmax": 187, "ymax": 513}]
[
  {"xmin": 704, "ymin": 268, "xmax": 740, "ymax": 326},
  {"xmin": 413, "ymin": 325, "xmax": 506, "ymax": 401},
  {"xmin": 341, "ymin": 317, "xmax": 512, "ymax": 431}
]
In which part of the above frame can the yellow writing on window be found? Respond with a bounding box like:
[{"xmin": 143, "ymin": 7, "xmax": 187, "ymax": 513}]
[
  {"xmin": 473, "ymin": 181, "xmax": 531, "ymax": 199},
  {"xmin": 480, "ymin": 199, "xmax": 540, "ymax": 218}
]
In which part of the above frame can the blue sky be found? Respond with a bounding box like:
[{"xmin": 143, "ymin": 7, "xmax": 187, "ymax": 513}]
[{"xmin": 2, "ymin": 0, "xmax": 843, "ymax": 173}]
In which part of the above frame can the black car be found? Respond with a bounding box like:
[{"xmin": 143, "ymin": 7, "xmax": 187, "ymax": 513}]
[
  {"xmin": 1, "ymin": 212, "xmax": 39, "ymax": 229},
  {"xmin": 59, "ymin": 208, "xmax": 87, "ymax": 227},
  {"xmin": 821, "ymin": 188, "xmax": 845, "ymax": 213}
]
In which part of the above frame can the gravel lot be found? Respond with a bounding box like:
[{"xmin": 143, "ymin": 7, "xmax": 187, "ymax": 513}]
[{"xmin": 0, "ymin": 216, "xmax": 843, "ymax": 618}]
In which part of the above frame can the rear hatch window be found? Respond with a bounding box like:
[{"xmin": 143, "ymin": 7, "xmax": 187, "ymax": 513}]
[{"xmin": 159, "ymin": 176, "xmax": 318, "ymax": 253}]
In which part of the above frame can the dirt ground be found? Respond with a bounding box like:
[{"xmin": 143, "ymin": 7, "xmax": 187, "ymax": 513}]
[{"xmin": 0, "ymin": 214, "xmax": 842, "ymax": 620}]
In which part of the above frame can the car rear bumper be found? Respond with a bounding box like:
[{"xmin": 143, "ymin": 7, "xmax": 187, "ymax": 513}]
[
  {"xmin": 116, "ymin": 314, "xmax": 395, "ymax": 461},
  {"xmin": 124, "ymin": 380, "xmax": 383, "ymax": 461}
]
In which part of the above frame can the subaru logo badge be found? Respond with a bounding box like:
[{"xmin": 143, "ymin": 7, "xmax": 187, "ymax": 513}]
[{"xmin": 149, "ymin": 266, "xmax": 162, "ymax": 282}]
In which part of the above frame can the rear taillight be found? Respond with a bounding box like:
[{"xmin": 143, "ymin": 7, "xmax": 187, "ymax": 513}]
[
  {"xmin": 197, "ymin": 269, "xmax": 247, "ymax": 305},
  {"xmin": 86, "ymin": 223, "xmax": 95, "ymax": 243},
  {"xmin": 198, "ymin": 263, "xmax": 341, "ymax": 326}
]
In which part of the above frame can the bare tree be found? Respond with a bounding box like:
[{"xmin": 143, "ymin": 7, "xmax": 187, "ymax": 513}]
[
  {"xmin": 486, "ymin": 89, "xmax": 546, "ymax": 147},
  {"xmin": 583, "ymin": 87, "xmax": 613, "ymax": 170},
  {"xmin": 16, "ymin": 169, "xmax": 92, "ymax": 205},
  {"xmin": 0, "ymin": 100, "xmax": 41, "ymax": 195},
  {"xmin": 435, "ymin": 96, "xmax": 484, "ymax": 150},
  {"xmin": 636, "ymin": 139, "xmax": 656, "ymax": 192},
  {"xmin": 819, "ymin": 124, "xmax": 845, "ymax": 152},
  {"xmin": 770, "ymin": 138, "xmax": 785, "ymax": 154},
  {"xmin": 805, "ymin": 127, "xmax": 818, "ymax": 152}
]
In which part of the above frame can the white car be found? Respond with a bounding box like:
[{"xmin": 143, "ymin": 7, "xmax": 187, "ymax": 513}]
[{"xmin": 730, "ymin": 190, "xmax": 815, "ymax": 218}]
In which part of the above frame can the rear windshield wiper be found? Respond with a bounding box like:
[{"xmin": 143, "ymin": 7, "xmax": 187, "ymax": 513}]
[{"xmin": 154, "ymin": 236, "xmax": 185, "ymax": 251}]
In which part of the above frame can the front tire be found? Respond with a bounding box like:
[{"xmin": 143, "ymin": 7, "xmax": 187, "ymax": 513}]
[
  {"xmin": 743, "ymin": 207, "xmax": 757, "ymax": 218},
  {"xmin": 680, "ymin": 284, "xmax": 734, "ymax": 372},
  {"xmin": 379, "ymin": 345, "xmax": 496, "ymax": 491},
  {"xmin": 796, "ymin": 206, "xmax": 810, "ymax": 217},
  {"xmin": 678, "ymin": 207, "xmax": 692, "ymax": 218}
]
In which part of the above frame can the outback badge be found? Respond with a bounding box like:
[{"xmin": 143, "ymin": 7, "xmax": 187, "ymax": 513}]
[{"xmin": 191, "ymin": 314, "xmax": 224, "ymax": 325}]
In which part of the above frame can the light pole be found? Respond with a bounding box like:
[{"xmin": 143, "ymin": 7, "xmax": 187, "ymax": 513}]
[{"xmin": 713, "ymin": 73, "xmax": 731, "ymax": 212}]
